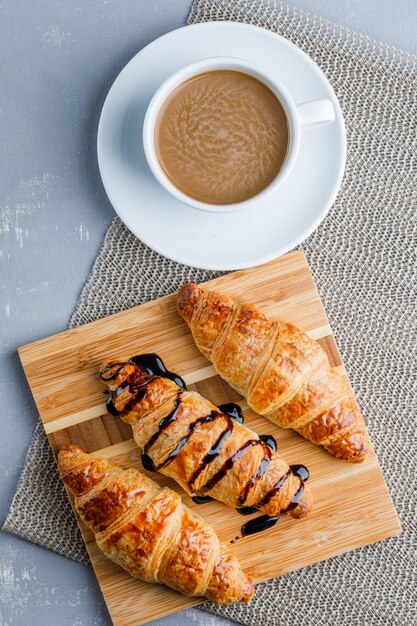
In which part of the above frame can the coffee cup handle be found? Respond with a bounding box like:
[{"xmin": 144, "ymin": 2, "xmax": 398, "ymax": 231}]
[{"xmin": 296, "ymin": 99, "xmax": 336, "ymax": 129}]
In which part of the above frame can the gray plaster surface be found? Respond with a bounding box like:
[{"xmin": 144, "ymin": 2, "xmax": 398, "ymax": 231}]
[{"xmin": 0, "ymin": 1, "xmax": 416, "ymax": 625}]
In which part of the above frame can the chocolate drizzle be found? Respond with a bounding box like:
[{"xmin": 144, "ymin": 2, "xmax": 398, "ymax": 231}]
[
  {"xmin": 192, "ymin": 495, "xmax": 214, "ymax": 504},
  {"xmin": 102, "ymin": 362, "xmax": 151, "ymax": 418},
  {"xmin": 241, "ymin": 514, "xmax": 280, "ymax": 537},
  {"xmin": 141, "ymin": 452, "xmax": 156, "ymax": 472},
  {"xmin": 130, "ymin": 353, "xmax": 186, "ymax": 389},
  {"xmin": 281, "ymin": 482, "xmax": 305, "ymax": 513},
  {"xmin": 290, "ymin": 464, "xmax": 310, "ymax": 482},
  {"xmin": 106, "ymin": 396, "xmax": 119, "ymax": 417},
  {"xmin": 236, "ymin": 506, "xmax": 258, "ymax": 515},
  {"xmin": 259, "ymin": 434, "xmax": 277, "ymax": 452},
  {"xmin": 155, "ymin": 411, "xmax": 233, "ymax": 473},
  {"xmin": 101, "ymin": 353, "xmax": 310, "ymax": 532},
  {"xmin": 188, "ymin": 414, "xmax": 234, "ymax": 488},
  {"xmin": 237, "ymin": 457, "xmax": 309, "ymax": 534},
  {"xmin": 199, "ymin": 439, "xmax": 262, "ymax": 494},
  {"xmin": 118, "ymin": 379, "xmax": 153, "ymax": 417},
  {"xmin": 218, "ymin": 402, "xmax": 244, "ymax": 424},
  {"xmin": 237, "ymin": 461, "xmax": 308, "ymax": 537},
  {"xmin": 143, "ymin": 396, "xmax": 182, "ymax": 455},
  {"xmin": 256, "ymin": 469, "xmax": 291, "ymax": 508},
  {"xmin": 102, "ymin": 353, "xmax": 185, "ymax": 419},
  {"xmin": 238, "ymin": 443, "xmax": 272, "ymax": 507},
  {"xmin": 101, "ymin": 363, "xmax": 128, "ymax": 382}
]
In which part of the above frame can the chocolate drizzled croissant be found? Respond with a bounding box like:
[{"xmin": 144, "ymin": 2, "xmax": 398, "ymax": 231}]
[{"xmin": 100, "ymin": 362, "xmax": 313, "ymax": 519}]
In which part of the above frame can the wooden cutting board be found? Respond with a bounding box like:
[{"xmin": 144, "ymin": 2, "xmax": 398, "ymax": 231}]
[{"xmin": 19, "ymin": 250, "xmax": 400, "ymax": 626}]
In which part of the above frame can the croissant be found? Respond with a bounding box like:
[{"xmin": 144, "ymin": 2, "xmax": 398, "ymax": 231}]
[
  {"xmin": 177, "ymin": 284, "xmax": 370, "ymax": 462},
  {"xmin": 58, "ymin": 444, "xmax": 253, "ymax": 604},
  {"xmin": 100, "ymin": 361, "xmax": 313, "ymax": 519}
]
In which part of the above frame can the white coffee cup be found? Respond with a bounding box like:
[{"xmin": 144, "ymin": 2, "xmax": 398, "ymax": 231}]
[{"xmin": 143, "ymin": 56, "xmax": 335, "ymax": 213}]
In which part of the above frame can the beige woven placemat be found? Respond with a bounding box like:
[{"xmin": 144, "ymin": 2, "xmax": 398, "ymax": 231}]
[{"xmin": 4, "ymin": 1, "xmax": 417, "ymax": 624}]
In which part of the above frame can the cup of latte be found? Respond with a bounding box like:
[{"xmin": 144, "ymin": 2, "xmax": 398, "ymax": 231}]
[{"xmin": 143, "ymin": 56, "xmax": 335, "ymax": 212}]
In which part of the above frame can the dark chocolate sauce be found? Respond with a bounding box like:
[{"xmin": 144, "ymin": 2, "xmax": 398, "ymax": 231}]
[
  {"xmin": 101, "ymin": 362, "xmax": 143, "ymax": 394},
  {"xmin": 141, "ymin": 452, "xmax": 156, "ymax": 472},
  {"xmin": 218, "ymin": 403, "xmax": 244, "ymax": 424},
  {"xmin": 157, "ymin": 411, "xmax": 233, "ymax": 472},
  {"xmin": 118, "ymin": 380, "xmax": 153, "ymax": 417},
  {"xmin": 188, "ymin": 414, "xmax": 234, "ymax": 487},
  {"xmin": 192, "ymin": 495, "xmax": 214, "ymax": 504},
  {"xmin": 113, "ymin": 384, "xmax": 127, "ymax": 398},
  {"xmin": 241, "ymin": 514, "xmax": 280, "ymax": 537},
  {"xmin": 106, "ymin": 396, "xmax": 120, "ymax": 416},
  {"xmin": 156, "ymin": 435, "xmax": 190, "ymax": 470},
  {"xmin": 238, "ymin": 444, "xmax": 272, "ymax": 507},
  {"xmin": 281, "ymin": 482, "xmax": 305, "ymax": 514},
  {"xmin": 236, "ymin": 506, "xmax": 258, "ymax": 515},
  {"xmin": 130, "ymin": 353, "xmax": 186, "ymax": 389},
  {"xmin": 256, "ymin": 469, "xmax": 291, "ymax": 508},
  {"xmin": 290, "ymin": 464, "xmax": 310, "ymax": 482},
  {"xmin": 259, "ymin": 434, "xmax": 277, "ymax": 452},
  {"xmin": 143, "ymin": 396, "xmax": 182, "ymax": 455},
  {"xmin": 102, "ymin": 361, "xmax": 153, "ymax": 417},
  {"xmin": 103, "ymin": 355, "xmax": 186, "ymax": 420},
  {"xmin": 199, "ymin": 439, "xmax": 262, "ymax": 493},
  {"xmin": 101, "ymin": 363, "xmax": 127, "ymax": 381}
]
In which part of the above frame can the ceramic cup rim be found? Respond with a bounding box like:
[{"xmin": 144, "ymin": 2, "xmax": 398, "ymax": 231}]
[{"xmin": 142, "ymin": 56, "xmax": 301, "ymax": 213}]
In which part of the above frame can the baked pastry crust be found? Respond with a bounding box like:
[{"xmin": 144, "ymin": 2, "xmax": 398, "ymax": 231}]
[
  {"xmin": 100, "ymin": 363, "xmax": 313, "ymax": 519},
  {"xmin": 177, "ymin": 283, "xmax": 370, "ymax": 462},
  {"xmin": 58, "ymin": 444, "xmax": 253, "ymax": 604}
]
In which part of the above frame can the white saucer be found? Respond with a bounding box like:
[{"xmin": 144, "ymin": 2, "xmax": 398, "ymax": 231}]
[{"xmin": 97, "ymin": 22, "xmax": 346, "ymax": 270}]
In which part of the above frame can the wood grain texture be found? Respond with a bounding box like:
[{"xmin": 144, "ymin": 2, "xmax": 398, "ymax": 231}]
[{"xmin": 18, "ymin": 250, "xmax": 400, "ymax": 626}]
